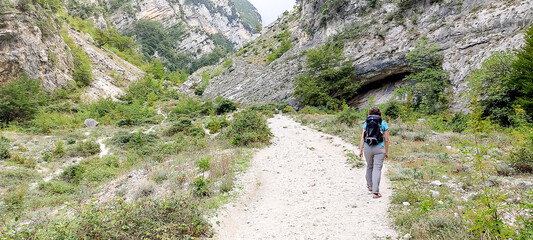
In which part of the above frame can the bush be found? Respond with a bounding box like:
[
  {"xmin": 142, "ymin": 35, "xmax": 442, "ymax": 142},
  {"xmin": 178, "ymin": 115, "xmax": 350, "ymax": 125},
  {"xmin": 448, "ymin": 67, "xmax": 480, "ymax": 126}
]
[
  {"xmin": 111, "ymin": 132, "xmax": 156, "ymax": 148},
  {"xmin": 165, "ymin": 118, "xmax": 192, "ymax": 136},
  {"xmin": 0, "ymin": 73, "xmax": 43, "ymax": 123},
  {"xmin": 401, "ymin": 37, "xmax": 450, "ymax": 113},
  {"xmin": 8, "ymin": 154, "xmax": 36, "ymax": 168},
  {"xmin": 66, "ymin": 138, "xmax": 76, "ymax": 144},
  {"xmin": 467, "ymin": 51, "xmax": 516, "ymax": 125},
  {"xmin": 0, "ymin": 136, "xmax": 11, "ymax": 160},
  {"xmin": 336, "ymin": 103, "xmax": 358, "ymax": 126},
  {"xmin": 267, "ymin": 31, "xmax": 294, "ymax": 63},
  {"xmin": 61, "ymin": 164, "xmax": 86, "ymax": 184},
  {"xmin": 24, "ymin": 197, "xmax": 210, "ymax": 239},
  {"xmin": 449, "ymin": 112, "xmax": 468, "ymax": 133},
  {"xmin": 511, "ymin": 24, "xmax": 533, "ymax": 120},
  {"xmin": 74, "ymin": 140, "xmax": 100, "ymax": 156},
  {"xmin": 225, "ymin": 110, "xmax": 272, "ymax": 146},
  {"xmin": 294, "ymin": 41, "xmax": 359, "ymax": 110},
  {"xmin": 214, "ymin": 98, "xmax": 236, "ymax": 115},
  {"xmin": 192, "ymin": 176, "xmax": 210, "ymax": 197},
  {"xmin": 510, "ymin": 145, "xmax": 533, "ymax": 173},
  {"xmin": 383, "ymin": 101, "xmax": 401, "ymax": 119},
  {"xmin": 39, "ymin": 180, "xmax": 74, "ymax": 194},
  {"xmin": 62, "ymin": 29, "xmax": 92, "ymax": 87},
  {"xmin": 52, "ymin": 140, "xmax": 65, "ymax": 157}
]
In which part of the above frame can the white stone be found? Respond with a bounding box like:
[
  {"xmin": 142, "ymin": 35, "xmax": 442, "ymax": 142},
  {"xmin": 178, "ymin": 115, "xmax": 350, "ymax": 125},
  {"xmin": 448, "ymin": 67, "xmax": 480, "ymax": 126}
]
[
  {"xmin": 403, "ymin": 202, "xmax": 410, "ymax": 206},
  {"xmin": 430, "ymin": 180, "xmax": 443, "ymax": 187}
]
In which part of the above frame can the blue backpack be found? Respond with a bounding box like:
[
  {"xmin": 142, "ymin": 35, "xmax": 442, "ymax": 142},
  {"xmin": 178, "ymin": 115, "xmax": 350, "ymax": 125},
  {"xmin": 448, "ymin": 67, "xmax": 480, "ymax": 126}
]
[{"xmin": 364, "ymin": 115, "xmax": 383, "ymax": 145}]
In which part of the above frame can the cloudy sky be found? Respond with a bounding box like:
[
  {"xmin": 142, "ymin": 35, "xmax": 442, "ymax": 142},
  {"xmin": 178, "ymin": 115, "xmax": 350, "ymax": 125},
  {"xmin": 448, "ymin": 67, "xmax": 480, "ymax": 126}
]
[{"xmin": 248, "ymin": 0, "xmax": 297, "ymax": 26}]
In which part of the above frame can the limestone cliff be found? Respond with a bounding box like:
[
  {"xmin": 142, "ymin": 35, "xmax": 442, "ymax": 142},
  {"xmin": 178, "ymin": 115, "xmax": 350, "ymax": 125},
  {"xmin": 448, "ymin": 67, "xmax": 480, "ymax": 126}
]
[
  {"xmin": 0, "ymin": 6, "xmax": 73, "ymax": 90},
  {"xmin": 107, "ymin": 0, "xmax": 260, "ymax": 58},
  {"xmin": 180, "ymin": 0, "xmax": 533, "ymax": 109},
  {"xmin": 0, "ymin": 1, "xmax": 144, "ymax": 99}
]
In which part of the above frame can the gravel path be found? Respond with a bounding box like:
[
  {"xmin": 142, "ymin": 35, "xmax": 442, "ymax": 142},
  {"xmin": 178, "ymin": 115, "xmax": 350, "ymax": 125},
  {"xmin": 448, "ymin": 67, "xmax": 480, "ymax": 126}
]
[{"xmin": 212, "ymin": 115, "xmax": 397, "ymax": 239}]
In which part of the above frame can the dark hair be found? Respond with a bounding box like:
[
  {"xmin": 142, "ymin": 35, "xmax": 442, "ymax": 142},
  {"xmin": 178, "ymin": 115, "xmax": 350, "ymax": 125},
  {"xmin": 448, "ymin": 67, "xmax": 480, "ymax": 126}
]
[{"xmin": 368, "ymin": 106, "xmax": 381, "ymax": 116}]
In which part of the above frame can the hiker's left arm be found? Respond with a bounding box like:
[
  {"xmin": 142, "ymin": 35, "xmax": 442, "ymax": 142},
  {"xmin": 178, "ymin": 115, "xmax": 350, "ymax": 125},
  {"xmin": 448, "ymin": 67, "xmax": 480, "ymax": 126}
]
[{"xmin": 384, "ymin": 129, "xmax": 389, "ymax": 159}]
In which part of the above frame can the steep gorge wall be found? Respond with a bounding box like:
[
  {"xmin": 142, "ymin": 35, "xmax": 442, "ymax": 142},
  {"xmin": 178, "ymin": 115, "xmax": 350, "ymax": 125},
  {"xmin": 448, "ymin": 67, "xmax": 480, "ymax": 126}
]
[
  {"xmin": 181, "ymin": 0, "xmax": 533, "ymax": 109},
  {"xmin": 0, "ymin": 8, "xmax": 73, "ymax": 90},
  {"xmin": 108, "ymin": 0, "xmax": 260, "ymax": 58}
]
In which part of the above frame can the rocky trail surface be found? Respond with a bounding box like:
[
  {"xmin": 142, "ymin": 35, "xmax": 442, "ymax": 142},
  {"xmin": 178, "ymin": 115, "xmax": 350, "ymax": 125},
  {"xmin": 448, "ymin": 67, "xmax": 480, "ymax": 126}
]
[{"xmin": 212, "ymin": 115, "xmax": 397, "ymax": 239}]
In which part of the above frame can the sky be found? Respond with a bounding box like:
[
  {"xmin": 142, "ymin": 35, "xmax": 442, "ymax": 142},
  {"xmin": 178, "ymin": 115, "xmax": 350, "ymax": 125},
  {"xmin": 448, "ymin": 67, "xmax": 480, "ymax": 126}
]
[{"xmin": 248, "ymin": 0, "xmax": 297, "ymax": 26}]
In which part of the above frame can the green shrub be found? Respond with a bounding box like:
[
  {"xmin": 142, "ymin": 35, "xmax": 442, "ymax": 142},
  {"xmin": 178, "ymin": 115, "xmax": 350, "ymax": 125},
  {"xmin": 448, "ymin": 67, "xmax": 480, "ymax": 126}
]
[
  {"xmin": 0, "ymin": 136, "xmax": 11, "ymax": 160},
  {"xmin": 23, "ymin": 197, "xmax": 210, "ymax": 239},
  {"xmin": 61, "ymin": 164, "xmax": 86, "ymax": 184},
  {"xmin": 401, "ymin": 37, "xmax": 450, "ymax": 113},
  {"xmin": 112, "ymin": 131, "xmax": 156, "ymax": 148},
  {"xmin": 8, "ymin": 154, "xmax": 36, "ymax": 168},
  {"xmin": 206, "ymin": 116, "xmax": 229, "ymax": 134},
  {"xmin": 171, "ymin": 97, "xmax": 204, "ymax": 117},
  {"xmin": 52, "ymin": 140, "xmax": 65, "ymax": 157},
  {"xmin": 299, "ymin": 106, "xmax": 327, "ymax": 115},
  {"xmin": 336, "ymin": 103, "xmax": 358, "ymax": 127},
  {"xmin": 192, "ymin": 176, "xmax": 210, "ymax": 197},
  {"xmin": 66, "ymin": 137, "xmax": 76, "ymax": 144},
  {"xmin": 294, "ymin": 41, "xmax": 359, "ymax": 110},
  {"xmin": 4, "ymin": 185, "xmax": 27, "ymax": 212},
  {"xmin": 188, "ymin": 126, "xmax": 206, "ymax": 138},
  {"xmin": 74, "ymin": 140, "xmax": 100, "ymax": 156},
  {"xmin": 510, "ymin": 144, "xmax": 533, "ymax": 173},
  {"xmin": 267, "ymin": 31, "xmax": 294, "ymax": 63},
  {"xmin": 225, "ymin": 110, "xmax": 272, "ymax": 146},
  {"xmin": 39, "ymin": 180, "xmax": 74, "ymax": 194},
  {"xmin": 511, "ymin": 24, "xmax": 533, "ymax": 120},
  {"xmin": 214, "ymin": 98, "xmax": 236, "ymax": 115},
  {"xmin": 61, "ymin": 29, "xmax": 92, "ymax": 87},
  {"xmin": 383, "ymin": 101, "xmax": 401, "ymax": 119},
  {"xmin": 467, "ymin": 51, "xmax": 516, "ymax": 125},
  {"xmin": 0, "ymin": 73, "xmax": 43, "ymax": 123},
  {"xmin": 42, "ymin": 151, "xmax": 52, "ymax": 163},
  {"xmin": 165, "ymin": 118, "xmax": 192, "ymax": 136},
  {"xmin": 449, "ymin": 112, "xmax": 468, "ymax": 133}
]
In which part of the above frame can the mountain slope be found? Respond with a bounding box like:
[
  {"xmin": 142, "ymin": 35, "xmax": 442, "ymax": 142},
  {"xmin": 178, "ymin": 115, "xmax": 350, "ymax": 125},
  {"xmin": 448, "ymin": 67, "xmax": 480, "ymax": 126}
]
[{"xmin": 180, "ymin": 0, "xmax": 533, "ymax": 109}]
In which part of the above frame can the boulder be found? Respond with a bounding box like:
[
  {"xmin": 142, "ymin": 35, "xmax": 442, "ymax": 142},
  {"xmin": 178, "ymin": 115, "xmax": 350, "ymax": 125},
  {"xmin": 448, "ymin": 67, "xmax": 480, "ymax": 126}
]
[{"xmin": 84, "ymin": 118, "xmax": 99, "ymax": 128}]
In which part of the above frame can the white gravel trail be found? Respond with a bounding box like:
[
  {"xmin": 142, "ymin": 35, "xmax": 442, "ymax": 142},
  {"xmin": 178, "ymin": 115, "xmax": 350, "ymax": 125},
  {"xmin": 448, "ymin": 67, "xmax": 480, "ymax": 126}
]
[{"xmin": 212, "ymin": 115, "xmax": 397, "ymax": 239}]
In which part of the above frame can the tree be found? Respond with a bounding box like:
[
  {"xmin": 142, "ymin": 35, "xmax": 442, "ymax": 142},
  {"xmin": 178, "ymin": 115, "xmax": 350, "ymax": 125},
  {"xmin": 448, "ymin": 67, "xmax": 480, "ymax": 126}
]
[
  {"xmin": 511, "ymin": 25, "xmax": 533, "ymax": 119},
  {"xmin": 0, "ymin": 74, "xmax": 43, "ymax": 123}
]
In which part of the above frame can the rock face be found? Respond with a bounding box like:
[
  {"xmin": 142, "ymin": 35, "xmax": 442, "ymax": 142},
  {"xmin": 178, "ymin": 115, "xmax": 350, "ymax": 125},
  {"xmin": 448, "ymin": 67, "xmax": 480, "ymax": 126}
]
[
  {"xmin": 180, "ymin": 0, "xmax": 533, "ymax": 109},
  {"xmin": 68, "ymin": 29, "xmax": 145, "ymax": 101},
  {"xmin": 0, "ymin": 2, "xmax": 144, "ymax": 99},
  {"xmin": 0, "ymin": 9, "xmax": 72, "ymax": 90},
  {"xmin": 108, "ymin": 0, "xmax": 259, "ymax": 57}
]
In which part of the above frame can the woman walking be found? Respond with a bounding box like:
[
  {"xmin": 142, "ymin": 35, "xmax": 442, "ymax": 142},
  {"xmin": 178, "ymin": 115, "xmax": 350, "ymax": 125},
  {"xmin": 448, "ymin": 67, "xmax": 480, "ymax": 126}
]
[{"xmin": 358, "ymin": 107, "xmax": 389, "ymax": 199}]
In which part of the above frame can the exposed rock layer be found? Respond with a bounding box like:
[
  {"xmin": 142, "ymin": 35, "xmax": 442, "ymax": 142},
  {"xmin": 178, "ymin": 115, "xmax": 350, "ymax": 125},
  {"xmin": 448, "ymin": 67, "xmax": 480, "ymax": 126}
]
[{"xmin": 181, "ymin": 0, "xmax": 533, "ymax": 109}]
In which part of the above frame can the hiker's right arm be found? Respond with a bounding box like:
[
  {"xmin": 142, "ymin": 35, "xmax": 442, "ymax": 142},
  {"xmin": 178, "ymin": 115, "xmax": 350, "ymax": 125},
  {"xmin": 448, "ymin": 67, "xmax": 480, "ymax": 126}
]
[{"xmin": 359, "ymin": 130, "xmax": 365, "ymax": 158}]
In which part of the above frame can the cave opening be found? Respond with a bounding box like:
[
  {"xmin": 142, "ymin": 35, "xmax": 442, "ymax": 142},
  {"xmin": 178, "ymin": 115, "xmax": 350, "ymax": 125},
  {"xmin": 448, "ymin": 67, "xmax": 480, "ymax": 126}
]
[{"xmin": 358, "ymin": 71, "xmax": 411, "ymax": 94}]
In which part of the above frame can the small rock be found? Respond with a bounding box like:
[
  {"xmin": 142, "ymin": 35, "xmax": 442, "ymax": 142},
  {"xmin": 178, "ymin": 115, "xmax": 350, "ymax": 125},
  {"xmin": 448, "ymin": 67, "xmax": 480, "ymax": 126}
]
[
  {"xmin": 403, "ymin": 202, "xmax": 410, "ymax": 206},
  {"xmin": 430, "ymin": 180, "xmax": 443, "ymax": 187},
  {"xmin": 442, "ymin": 175, "xmax": 450, "ymax": 180},
  {"xmin": 446, "ymin": 146, "xmax": 452, "ymax": 149},
  {"xmin": 302, "ymin": 191, "xmax": 308, "ymax": 194},
  {"xmin": 438, "ymin": 200, "xmax": 444, "ymax": 204},
  {"xmin": 430, "ymin": 190, "xmax": 440, "ymax": 198},
  {"xmin": 402, "ymin": 233, "xmax": 412, "ymax": 240}
]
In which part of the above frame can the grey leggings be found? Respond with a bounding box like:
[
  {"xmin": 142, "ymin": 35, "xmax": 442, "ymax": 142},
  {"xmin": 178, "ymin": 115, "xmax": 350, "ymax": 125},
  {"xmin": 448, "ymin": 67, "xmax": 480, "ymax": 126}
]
[{"xmin": 364, "ymin": 145, "xmax": 385, "ymax": 194}]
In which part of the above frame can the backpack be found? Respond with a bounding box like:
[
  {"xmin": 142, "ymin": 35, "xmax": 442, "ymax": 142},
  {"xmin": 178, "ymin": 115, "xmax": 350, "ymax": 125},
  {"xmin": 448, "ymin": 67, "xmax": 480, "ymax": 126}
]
[{"xmin": 364, "ymin": 115, "xmax": 383, "ymax": 145}]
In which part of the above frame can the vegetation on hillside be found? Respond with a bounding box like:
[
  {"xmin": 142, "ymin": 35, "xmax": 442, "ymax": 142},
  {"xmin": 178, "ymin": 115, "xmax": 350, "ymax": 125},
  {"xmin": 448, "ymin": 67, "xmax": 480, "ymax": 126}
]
[
  {"xmin": 230, "ymin": 0, "xmax": 262, "ymax": 33},
  {"xmin": 294, "ymin": 41, "xmax": 359, "ymax": 110}
]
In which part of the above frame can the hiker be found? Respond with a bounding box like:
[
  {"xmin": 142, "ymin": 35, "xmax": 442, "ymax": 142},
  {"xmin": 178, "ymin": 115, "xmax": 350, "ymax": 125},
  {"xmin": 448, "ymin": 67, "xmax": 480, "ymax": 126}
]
[{"xmin": 358, "ymin": 106, "xmax": 389, "ymax": 199}]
